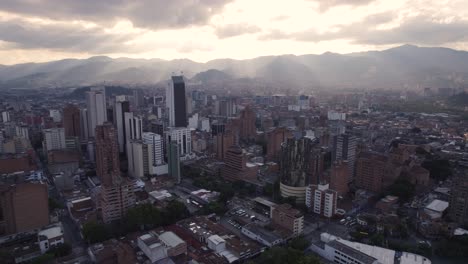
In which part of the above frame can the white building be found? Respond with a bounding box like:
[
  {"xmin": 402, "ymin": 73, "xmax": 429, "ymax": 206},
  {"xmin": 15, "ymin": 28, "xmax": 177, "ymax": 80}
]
[
  {"xmin": 424, "ymin": 199, "xmax": 449, "ymax": 219},
  {"xmin": 2, "ymin": 111, "xmax": 10, "ymax": 123},
  {"xmin": 43, "ymin": 128, "xmax": 66, "ymax": 151},
  {"xmin": 241, "ymin": 223, "xmax": 283, "ymax": 247},
  {"xmin": 114, "ymin": 100, "xmax": 129, "ymax": 153},
  {"xmin": 188, "ymin": 113, "xmax": 199, "ymax": 129},
  {"xmin": 306, "ymin": 183, "xmax": 337, "ymax": 218},
  {"xmin": 49, "ymin": 109, "xmax": 62, "ymax": 122},
  {"xmin": 86, "ymin": 87, "xmax": 107, "ymax": 138},
  {"xmin": 165, "ymin": 127, "xmax": 193, "ymax": 160},
  {"xmin": 142, "ymin": 132, "xmax": 164, "ymax": 166},
  {"xmin": 311, "ymin": 233, "xmax": 431, "ymax": 264},
  {"xmin": 137, "ymin": 231, "xmax": 186, "ymax": 263},
  {"xmin": 80, "ymin": 108, "xmax": 89, "ymax": 140},
  {"xmin": 124, "ymin": 112, "xmax": 142, "ymax": 147},
  {"xmin": 38, "ymin": 223, "xmax": 65, "ymax": 254},
  {"xmin": 327, "ymin": 110, "xmax": 346, "ymax": 121},
  {"xmin": 15, "ymin": 125, "xmax": 29, "ymax": 139},
  {"xmin": 199, "ymin": 117, "xmax": 210, "ymax": 132},
  {"xmin": 127, "ymin": 140, "xmax": 149, "ymax": 178}
]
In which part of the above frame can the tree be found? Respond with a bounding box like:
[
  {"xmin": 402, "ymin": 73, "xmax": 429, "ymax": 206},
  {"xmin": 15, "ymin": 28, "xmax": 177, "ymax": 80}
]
[
  {"xmin": 82, "ymin": 221, "xmax": 110, "ymax": 243},
  {"xmin": 202, "ymin": 201, "xmax": 227, "ymax": 215},
  {"xmin": 256, "ymin": 247, "xmax": 320, "ymax": 264},
  {"xmin": 289, "ymin": 235, "xmax": 310, "ymax": 251},
  {"xmin": 124, "ymin": 204, "xmax": 162, "ymax": 231},
  {"xmin": 385, "ymin": 178, "xmax": 415, "ymax": 203},
  {"xmin": 163, "ymin": 200, "xmax": 189, "ymax": 225},
  {"xmin": 422, "ymin": 159, "xmax": 452, "ymax": 182},
  {"xmin": 47, "ymin": 243, "xmax": 72, "ymax": 257},
  {"xmin": 31, "ymin": 253, "xmax": 54, "ymax": 264}
]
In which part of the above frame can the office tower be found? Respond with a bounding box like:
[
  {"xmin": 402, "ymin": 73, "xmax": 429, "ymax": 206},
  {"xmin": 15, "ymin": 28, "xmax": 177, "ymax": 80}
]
[
  {"xmin": 165, "ymin": 127, "xmax": 192, "ymax": 160},
  {"xmin": 114, "ymin": 100, "xmax": 130, "ymax": 153},
  {"xmin": 15, "ymin": 125, "xmax": 29, "ymax": 139},
  {"xmin": 449, "ymin": 177, "xmax": 468, "ymax": 225},
  {"xmin": 166, "ymin": 76, "xmax": 187, "ymax": 127},
  {"xmin": 271, "ymin": 204, "xmax": 304, "ymax": 237},
  {"xmin": 220, "ymin": 145, "xmax": 257, "ymax": 181},
  {"xmin": 239, "ymin": 106, "xmax": 256, "ymax": 140},
  {"xmin": 168, "ymin": 141, "xmax": 181, "ymax": 184},
  {"xmin": 279, "ymin": 137, "xmax": 321, "ymax": 203},
  {"xmin": 211, "ymin": 123, "xmax": 225, "ymax": 136},
  {"xmin": 86, "ymin": 87, "xmax": 107, "ymax": 138},
  {"xmin": 0, "ymin": 183, "xmax": 49, "ymax": 235},
  {"xmin": 2, "ymin": 111, "xmax": 10, "ymax": 123},
  {"xmin": 188, "ymin": 113, "xmax": 199, "ymax": 129},
  {"xmin": 80, "ymin": 108, "xmax": 89, "ymax": 140},
  {"xmin": 95, "ymin": 123, "xmax": 120, "ymax": 186},
  {"xmin": 332, "ymin": 133, "xmax": 357, "ymax": 182},
  {"xmin": 124, "ymin": 112, "xmax": 142, "ymax": 149},
  {"xmin": 133, "ymin": 89, "xmax": 144, "ymax": 108},
  {"xmin": 215, "ymin": 131, "xmax": 235, "ymax": 160},
  {"xmin": 330, "ymin": 161, "xmax": 349, "ymax": 196},
  {"xmin": 63, "ymin": 104, "xmax": 81, "ymax": 138},
  {"xmin": 43, "ymin": 128, "xmax": 66, "ymax": 151},
  {"xmin": 355, "ymin": 152, "xmax": 387, "ymax": 193},
  {"xmin": 305, "ymin": 183, "xmax": 338, "ymax": 218},
  {"xmin": 127, "ymin": 140, "xmax": 149, "ymax": 178},
  {"xmin": 100, "ymin": 182, "xmax": 136, "ymax": 223},
  {"xmin": 87, "ymin": 141, "xmax": 95, "ymax": 162},
  {"xmin": 142, "ymin": 132, "xmax": 164, "ymax": 166},
  {"xmin": 149, "ymin": 120, "xmax": 165, "ymax": 136},
  {"xmin": 266, "ymin": 127, "xmax": 292, "ymax": 161}
]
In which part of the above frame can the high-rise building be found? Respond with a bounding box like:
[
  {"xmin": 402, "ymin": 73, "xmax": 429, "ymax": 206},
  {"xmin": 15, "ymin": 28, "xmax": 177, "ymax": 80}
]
[
  {"xmin": 332, "ymin": 133, "xmax": 357, "ymax": 182},
  {"xmin": 114, "ymin": 100, "xmax": 130, "ymax": 153},
  {"xmin": 95, "ymin": 123, "xmax": 120, "ymax": 186},
  {"xmin": 0, "ymin": 183, "xmax": 49, "ymax": 235},
  {"xmin": 306, "ymin": 183, "xmax": 338, "ymax": 218},
  {"xmin": 100, "ymin": 182, "xmax": 136, "ymax": 223},
  {"xmin": 215, "ymin": 130, "xmax": 235, "ymax": 160},
  {"xmin": 165, "ymin": 127, "xmax": 192, "ymax": 160},
  {"xmin": 2, "ymin": 111, "xmax": 10, "ymax": 123},
  {"xmin": 449, "ymin": 177, "xmax": 468, "ymax": 225},
  {"xmin": 166, "ymin": 76, "xmax": 187, "ymax": 127},
  {"xmin": 49, "ymin": 109, "xmax": 62, "ymax": 122},
  {"xmin": 127, "ymin": 140, "xmax": 149, "ymax": 179},
  {"xmin": 124, "ymin": 112, "xmax": 142, "ymax": 149},
  {"xmin": 132, "ymin": 89, "xmax": 145, "ymax": 108},
  {"xmin": 43, "ymin": 128, "xmax": 66, "ymax": 151},
  {"xmin": 63, "ymin": 104, "xmax": 81, "ymax": 138},
  {"xmin": 279, "ymin": 137, "xmax": 322, "ymax": 203},
  {"xmin": 142, "ymin": 132, "xmax": 164, "ymax": 166},
  {"xmin": 86, "ymin": 87, "xmax": 107, "ymax": 138},
  {"xmin": 239, "ymin": 106, "xmax": 256, "ymax": 141},
  {"xmin": 271, "ymin": 204, "xmax": 304, "ymax": 237},
  {"xmin": 355, "ymin": 152, "xmax": 387, "ymax": 193},
  {"xmin": 80, "ymin": 108, "xmax": 89, "ymax": 140},
  {"xmin": 330, "ymin": 161, "xmax": 349, "ymax": 196},
  {"xmin": 168, "ymin": 141, "xmax": 181, "ymax": 184},
  {"xmin": 15, "ymin": 125, "xmax": 29, "ymax": 139},
  {"xmin": 266, "ymin": 127, "xmax": 292, "ymax": 161}
]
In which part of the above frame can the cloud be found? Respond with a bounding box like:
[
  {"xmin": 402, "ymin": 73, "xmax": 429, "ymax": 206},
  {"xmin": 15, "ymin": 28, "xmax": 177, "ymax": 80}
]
[
  {"xmin": 315, "ymin": 0, "xmax": 376, "ymax": 12},
  {"xmin": 259, "ymin": 13, "xmax": 468, "ymax": 46},
  {"xmin": 215, "ymin": 23, "xmax": 261, "ymax": 38},
  {"xmin": 0, "ymin": 19, "xmax": 135, "ymax": 53},
  {"xmin": 0, "ymin": 0, "xmax": 233, "ymax": 30}
]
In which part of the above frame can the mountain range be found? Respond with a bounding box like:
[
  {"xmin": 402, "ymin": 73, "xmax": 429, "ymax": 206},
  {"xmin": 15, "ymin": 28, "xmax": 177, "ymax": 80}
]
[{"xmin": 1, "ymin": 45, "xmax": 468, "ymax": 91}]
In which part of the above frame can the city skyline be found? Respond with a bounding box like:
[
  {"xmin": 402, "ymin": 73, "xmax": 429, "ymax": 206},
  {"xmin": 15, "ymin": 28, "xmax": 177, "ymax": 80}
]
[{"xmin": 0, "ymin": 0, "xmax": 467, "ymax": 64}]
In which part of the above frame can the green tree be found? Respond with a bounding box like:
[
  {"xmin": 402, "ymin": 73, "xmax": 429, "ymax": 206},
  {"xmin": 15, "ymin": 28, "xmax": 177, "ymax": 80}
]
[
  {"xmin": 256, "ymin": 247, "xmax": 320, "ymax": 264},
  {"xmin": 202, "ymin": 201, "xmax": 227, "ymax": 215},
  {"xmin": 289, "ymin": 235, "xmax": 310, "ymax": 251},
  {"xmin": 47, "ymin": 243, "xmax": 72, "ymax": 257},
  {"xmin": 162, "ymin": 200, "xmax": 189, "ymax": 225},
  {"xmin": 82, "ymin": 221, "xmax": 110, "ymax": 243},
  {"xmin": 385, "ymin": 178, "xmax": 415, "ymax": 203},
  {"xmin": 31, "ymin": 253, "xmax": 54, "ymax": 264},
  {"xmin": 124, "ymin": 204, "xmax": 162, "ymax": 231}
]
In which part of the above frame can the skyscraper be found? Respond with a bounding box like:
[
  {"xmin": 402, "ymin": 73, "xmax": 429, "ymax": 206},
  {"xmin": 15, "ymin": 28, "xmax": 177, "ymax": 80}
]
[
  {"xmin": 86, "ymin": 87, "xmax": 107, "ymax": 138},
  {"xmin": 266, "ymin": 127, "xmax": 292, "ymax": 161},
  {"xmin": 95, "ymin": 123, "xmax": 120, "ymax": 186},
  {"xmin": 330, "ymin": 161, "xmax": 349, "ymax": 196},
  {"xmin": 332, "ymin": 133, "xmax": 357, "ymax": 182},
  {"xmin": 114, "ymin": 100, "xmax": 130, "ymax": 153},
  {"xmin": 124, "ymin": 112, "xmax": 142, "ymax": 151},
  {"xmin": 279, "ymin": 137, "xmax": 321, "ymax": 203},
  {"xmin": 166, "ymin": 76, "xmax": 187, "ymax": 127},
  {"xmin": 239, "ymin": 106, "xmax": 256, "ymax": 141},
  {"xmin": 43, "ymin": 128, "xmax": 66, "ymax": 151},
  {"xmin": 215, "ymin": 130, "xmax": 235, "ymax": 160},
  {"xmin": 63, "ymin": 104, "xmax": 81, "ymax": 138},
  {"xmin": 142, "ymin": 132, "xmax": 164, "ymax": 166},
  {"xmin": 80, "ymin": 108, "xmax": 89, "ymax": 140},
  {"xmin": 165, "ymin": 127, "xmax": 192, "ymax": 161},
  {"xmin": 168, "ymin": 141, "xmax": 181, "ymax": 184},
  {"xmin": 449, "ymin": 177, "xmax": 468, "ymax": 225}
]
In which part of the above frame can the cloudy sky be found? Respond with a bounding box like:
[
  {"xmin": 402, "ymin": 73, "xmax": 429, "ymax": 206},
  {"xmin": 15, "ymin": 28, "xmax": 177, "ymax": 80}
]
[{"xmin": 0, "ymin": 0, "xmax": 467, "ymax": 64}]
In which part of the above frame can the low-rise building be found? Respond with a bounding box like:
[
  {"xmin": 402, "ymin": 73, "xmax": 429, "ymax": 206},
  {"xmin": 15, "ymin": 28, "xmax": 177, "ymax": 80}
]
[
  {"xmin": 38, "ymin": 223, "xmax": 65, "ymax": 254},
  {"xmin": 271, "ymin": 204, "xmax": 304, "ymax": 237},
  {"xmin": 241, "ymin": 223, "xmax": 283, "ymax": 247}
]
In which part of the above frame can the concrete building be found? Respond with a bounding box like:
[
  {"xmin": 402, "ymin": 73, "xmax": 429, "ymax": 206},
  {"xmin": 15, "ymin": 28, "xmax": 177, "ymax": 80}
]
[
  {"xmin": 168, "ymin": 141, "xmax": 181, "ymax": 184},
  {"xmin": 114, "ymin": 100, "xmax": 130, "ymax": 153},
  {"xmin": 137, "ymin": 231, "xmax": 186, "ymax": 263},
  {"xmin": 49, "ymin": 109, "xmax": 62, "ymax": 122},
  {"xmin": 2, "ymin": 111, "xmax": 10, "ymax": 123},
  {"xmin": 239, "ymin": 106, "xmax": 256, "ymax": 141},
  {"xmin": 80, "ymin": 108, "xmax": 89, "ymax": 140},
  {"xmin": 63, "ymin": 104, "xmax": 81, "ymax": 138},
  {"xmin": 167, "ymin": 75, "xmax": 187, "ymax": 127},
  {"xmin": 165, "ymin": 127, "xmax": 192, "ymax": 160},
  {"xmin": 142, "ymin": 132, "xmax": 164, "ymax": 166},
  {"xmin": 215, "ymin": 130, "xmax": 235, "ymax": 160},
  {"xmin": 100, "ymin": 181, "xmax": 136, "ymax": 224},
  {"xmin": 449, "ymin": 177, "xmax": 468, "ymax": 225},
  {"xmin": 95, "ymin": 123, "xmax": 120, "ymax": 186},
  {"xmin": 43, "ymin": 128, "xmax": 66, "ymax": 151},
  {"xmin": 330, "ymin": 160, "xmax": 349, "ymax": 196},
  {"xmin": 15, "ymin": 125, "xmax": 29, "ymax": 140},
  {"xmin": 0, "ymin": 183, "xmax": 49, "ymax": 235},
  {"xmin": 86, "ymin": 87, "xmax": 107, "ymax": 138},
  {"xmin": 306, "ymin": 183, "xmax": 338, "ymax": 218},
  {"xmin": 332, "ymin": 133, "xmax": 357, "ymax": 182},
  {"xmin": 38, "ymin": 223, "xmax": 65, "ymax": 254},
  {"xmin": 355, "ymin": 152, "xmax": 387, "ymax": 193},
  {"xmin": 271, "ymin": 204, "xmax": 304, "ymax": 237},
  {"xmin": 241, "ymin": 223, "xmax": 284, "ymax": 247},
  {"xmin": 279, "ymin": 137, "xmax": 322, "ymax": 203},
  {"xmin": 124, "ymin": 112, "xmax": 142, "ymax": 150},
  {"xmin": 127, "ymin": 140, "xmax": 149, "ymax": 178},
  {"xmin": 266, "ymin": 127, "xmax": 292, "ymax": 162}
]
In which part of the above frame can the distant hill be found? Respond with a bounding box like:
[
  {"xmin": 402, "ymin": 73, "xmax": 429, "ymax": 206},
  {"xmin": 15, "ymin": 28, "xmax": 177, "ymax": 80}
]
[
  {"xmin": 65, "ymin": 86, "xmax": 133, "ymax": 99},
  {"xmin": 1, "ymin": 45, "xmax": 468, "ymax": 90}
]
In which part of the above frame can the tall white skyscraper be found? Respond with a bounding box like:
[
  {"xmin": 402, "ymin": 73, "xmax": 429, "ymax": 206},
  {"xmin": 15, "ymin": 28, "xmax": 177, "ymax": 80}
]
[
  {"xmin": 43, "ymin": 128, "xmax": 66, "ymax": 151},
  {"xmin": 80, "ymin": 108, "xmax": 89, "ymax": 140},
  {"xmin": 124, "ymin": 112, "xmax": 142, "ymax": 150},
  {"xmin": 165, "ymin": 127, "xmax": 192, "ymax": 161},
  {"xmin": 142, "ymin": 132, "xmax": 164, "ymax": 166},
  {"xmin": 86, "ymin": 87, "xmax": 107, "ymax": 138}
]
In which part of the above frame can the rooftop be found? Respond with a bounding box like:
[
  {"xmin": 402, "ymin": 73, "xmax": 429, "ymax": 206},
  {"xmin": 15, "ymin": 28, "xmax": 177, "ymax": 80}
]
[
  {"xmin": 159, "ymin": 231, "xmax": 185, "ymax": 248},
  {"xmin": 425, "ymin": 199, "xmax": 449, "ymax": 213},
  {"xmin": 328, "ymin": 240, "xmax": 377, "ymax": 264}
]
